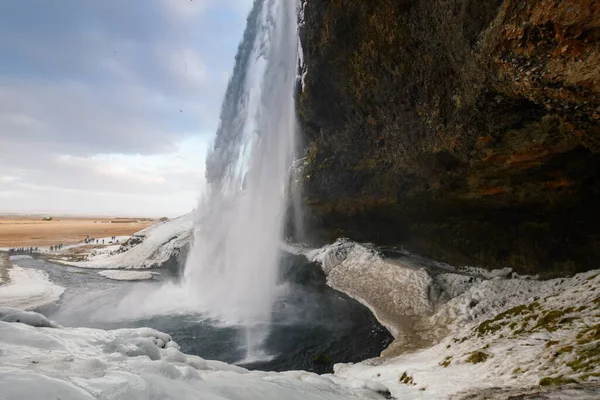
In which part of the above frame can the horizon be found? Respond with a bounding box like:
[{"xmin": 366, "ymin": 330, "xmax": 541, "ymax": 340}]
[
  {"xmin": 0, "ymin": 211, "xmax": 175, "ymax": 219},
  {"xmin": 0, "ymin": 0, "xmax": 254, "ymax": 217}
]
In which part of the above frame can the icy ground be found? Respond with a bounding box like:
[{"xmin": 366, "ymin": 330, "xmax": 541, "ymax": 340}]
[
  {"xmin": 305, "ymin": 240, "xmax": 600, "ymax": 399},
  {"xmin": 98, "ymin": 270, "xmax": 159, "ymax": 281},
  {"xmin": 50, "ymin": 213, "xmax": 193, "ymax": 269},
  {"xmin": 0, "ymin": 258, "xmax": 65, "ymax": 310},
  {"xmin": 0, "ymin": 308, "xmax": 389, "ymax": 400}
]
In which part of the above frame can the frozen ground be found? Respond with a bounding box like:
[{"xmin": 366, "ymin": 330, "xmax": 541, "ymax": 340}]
[
  {"xmin": 98, "ymin": 270, "xmax": 159, "ymax": 281},
  {"xmin": 50, "ymin": 214, "xmax": 193, "ymax": 269},
  {"xmin": 0, "ymin": 308, "xmax": 389, "ymax": 400},
  {"xmin": 0, "ymin": 261, "xmax": 64, "ymax": 310},
  {"xmin": 305, "ymin": 241, "xmax": 600, "ymax": 399},
  {"xmin": 306, "ymin": 240, "xmax": 527, "ymax": 353}
]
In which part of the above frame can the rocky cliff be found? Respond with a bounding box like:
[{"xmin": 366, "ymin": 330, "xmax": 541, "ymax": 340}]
[{"xmin": 297, "ymin": 0, "xmax": 600, "ymax": 276}]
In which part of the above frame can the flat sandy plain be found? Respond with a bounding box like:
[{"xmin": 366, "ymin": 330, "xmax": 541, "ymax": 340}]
[{"xmin": 0, "ymin": 215, "xmax": 156, "ymax": 248}]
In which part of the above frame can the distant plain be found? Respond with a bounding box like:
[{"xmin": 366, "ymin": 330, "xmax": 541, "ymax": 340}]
[{"xmin": 0, "ymin": 215, "xmax": 156, "ymax": 247}]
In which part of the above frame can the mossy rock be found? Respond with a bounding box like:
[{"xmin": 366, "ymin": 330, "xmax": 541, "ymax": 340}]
[
  {"xmin": 313, "ymin": 352, "xmax": 332, "ymax": 365},
  {"xmin": 539, "ymin": 376, "xmax": 577, "ymax": 386},
  {"xmin": 298, "ymin": 0, "xmax": 600, "ymax": 277},
  {"xmin": 466, "ymin": 351, "xmax": 489, "ymax": 364}
]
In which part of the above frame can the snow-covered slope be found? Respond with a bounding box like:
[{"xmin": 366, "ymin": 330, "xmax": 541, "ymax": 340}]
[
  {"xmin": 305, "ymin": 239, "xmax": 600, "ymax": 398},
  {"xmin": 52, "ymin": 214, "xmax": 193, "ymax": 270},
  {"xmin": 0, "ymin": 308, "xmax": 390, "ymax": 400},
  {"xmin": 0, "ymin": 264, "xmax": 65, "ymax": 310},
  {"xmin": 306, "ymin": 239, "xmax": 487, "ymax": 352}
]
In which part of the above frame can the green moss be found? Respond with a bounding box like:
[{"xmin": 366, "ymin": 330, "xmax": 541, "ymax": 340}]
[
  {"xmin": 567, "ymin": 342, "xmax": 600, "ymax": 373},
  {"xmin": 533, "ymin": 310, "xmax": 568, "ymax": 332},
  {"xmin": 556, "ymin": 345, "xmax": 573, "ymax": 355},
  {"xmin": 439, "ymin": 356, "xmax": 452, "ymax": 368},
  {"xmin": 306, "ymin": 142, "xmax": 318, "ymax": 166},
  {"xmin": 313, "ymin": 352, "xmax": 332, "ymax": 365},
  {"xmin": 399, "ymin": 372, "xmax": 415, "ymax": 385},
  {"xmin": 319, "ymin": 157, "xmax": 333, "ymax": 170},
  {"xmin": 587, "ymin": 273, "xmax": 599, "ymax": 281},
  {"xmin": 475, "ymin": 319, "xmax": 502, "ymax": 336},
  {"xmin": 545, "ymin": 340, "xmax": 560, "ymax": 348},
  {"xmin": 576, "ymin": 324, "xmax": 600, "ymax": 343},
  {"xmin": 475, "ymin": 302, "xmax": 541, "ymax": 337},
  {"xmin": 465, "ymin": 351, "xmax": 489, "ymax": 364},
  {"xmin": 558, "ymin": 317, "xmax": 577, "ymax": 325},
  {"xmin": 580, "ymin": 372, "xmax": 600, "ymax": 381},
  {"xmin": 539, "ymin": 376, "xmax": 577, "ymax": 386}
]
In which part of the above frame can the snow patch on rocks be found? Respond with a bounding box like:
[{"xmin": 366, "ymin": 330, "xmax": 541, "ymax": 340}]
[{"xmin": 52, "ymin": 214, "xmax": 193, "ymax": 270}]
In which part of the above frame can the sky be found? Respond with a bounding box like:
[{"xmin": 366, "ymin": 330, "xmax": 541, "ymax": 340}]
[{"xmin": 0, "ymin": 0, "xmax": 253, "ymax": 217}]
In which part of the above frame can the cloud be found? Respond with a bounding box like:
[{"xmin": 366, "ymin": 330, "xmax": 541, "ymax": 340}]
[
  {"xmin": 0, "ymin": 0, "xmax": 254, "ymax": 216},
  {"xmin": 162, "ymin": 0, "xmax": 207, "ymax": 21}
]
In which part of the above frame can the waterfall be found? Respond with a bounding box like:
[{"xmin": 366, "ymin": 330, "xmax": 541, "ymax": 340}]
[{"xmin": 182, "ymin": 0, "xmax": 299, "ymax": 342}]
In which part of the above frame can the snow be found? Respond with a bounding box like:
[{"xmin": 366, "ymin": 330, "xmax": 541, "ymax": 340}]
[
  {"xmin": 98, "ymin": 270, "xmax": 159, "ymax": 281},
  {"xmin": 7, "ymin": 254, "xmax": 34, "ymax": 261},
  {"xmin": 0, "ymin": 308, "xmax": 60, "ymax": 327},
  {"xmin": 306, "ymin": 239, "xmax": 600, "ymax": 398},
  {"xmin": 0, "ymin": 265, "xmax": 65, "ymax": 310},
  {"xmin": 333, "ymin": 269, "xmax": 600, "ymax": 399},
  {"xmin": 306, "ymin": 239, "xmax": 477, "ymax": 345},
  {"xmin": 0, "ymin": 308, "xmax": 389, "ymax": 400},
  {"xmin": 51, "ymin": 214, "xmax": 193, "ymax": 270}
]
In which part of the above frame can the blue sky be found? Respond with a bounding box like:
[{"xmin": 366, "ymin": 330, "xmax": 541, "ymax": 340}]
[{"xmin": 0, "ymin": 0, "xmax": 253, "ymax": 217}]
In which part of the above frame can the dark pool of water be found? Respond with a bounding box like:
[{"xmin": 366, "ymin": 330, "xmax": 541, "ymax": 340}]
[{"xmin": 16, "ymin": 253, "xmax": 392, "ymax": 373}]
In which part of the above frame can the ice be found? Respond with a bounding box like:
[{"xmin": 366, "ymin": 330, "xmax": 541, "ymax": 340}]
[
  {"xmin": 0, "ymin": 307, "xmax": 60, "ymax": 327},
  {"xmin": 98, "ymin": 270, "xmax": 159, "ymax": 281},
  {"xmin": 0, "ymin": 265, "xmax": 65, "ymax": 310},
  {"xmin": 0, "ymin": 309, "xmax": 389, "ymax": 400},
  {"xmin": 53, "ymin": 213, "xmax": 193, "ymax": 270},
  {"xmin": 7, "ymin": 255, "xmax": 34, "ymax": 261},
  {"xmin": 306, "ymin": 239, "xmax": 476, "ymax": 344}
]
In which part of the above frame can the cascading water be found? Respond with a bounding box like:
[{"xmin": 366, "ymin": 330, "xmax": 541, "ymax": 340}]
[{"xmin": 182, "ymin": 0, "xmax": 299, "ymax": 356}]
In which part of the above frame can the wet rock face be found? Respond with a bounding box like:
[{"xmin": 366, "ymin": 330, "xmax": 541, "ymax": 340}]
[{"xmin": 298, "ymin": 0, "xmax": 600, "ymax": 276}]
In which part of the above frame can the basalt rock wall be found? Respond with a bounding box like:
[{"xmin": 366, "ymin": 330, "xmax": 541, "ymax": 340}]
[{"xmin": 297, "ymin": 0, "xmax": 600, "ymax": 276}]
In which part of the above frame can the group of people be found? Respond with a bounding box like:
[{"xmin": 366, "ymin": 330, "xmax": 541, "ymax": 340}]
[
  {"xmin": 84, "ymin": 237, "xmax": 100, "ymax": 244},
  {"xmin": 7, "ymin": 236, "xmax": 122, "ymax": 257},
  {"xmin": 83, "ymin": 236, "xmax": 119, "ymax": 245},
  {"xmin": 7, "ymin": 244, "xmax": 64, "ymax": 254},
  {"xmin": 7, "ymin": 247, "xmax": 40, "ymax": 255}
]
